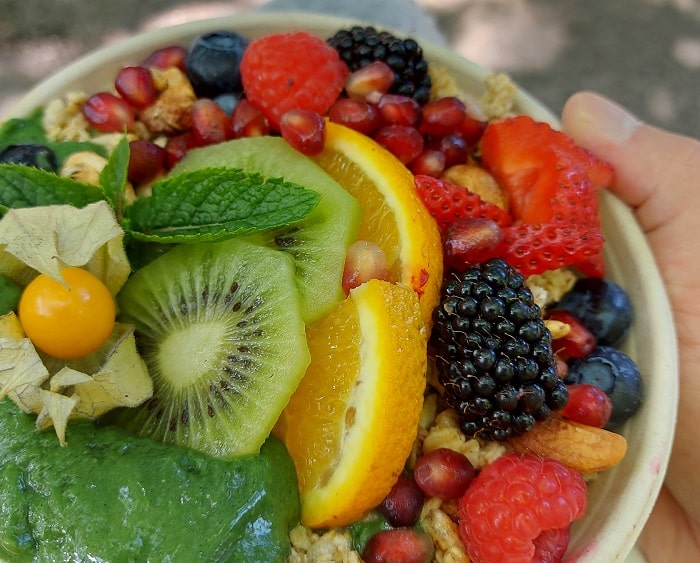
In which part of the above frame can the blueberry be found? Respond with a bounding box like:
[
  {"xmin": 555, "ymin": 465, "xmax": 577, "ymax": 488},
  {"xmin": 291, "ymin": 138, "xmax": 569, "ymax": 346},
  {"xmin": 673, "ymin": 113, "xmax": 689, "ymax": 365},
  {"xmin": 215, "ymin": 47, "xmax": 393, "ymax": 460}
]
[
  {"xmin": 213, "ymin": 92, "xmax": 239, "ymax": 116},
  {"xmin": 565, "ymin": 345, "xmax": 643, "ymax": 428},
  {"xmin": 0, "ymin": 143, "xmax": 58, "ymax": 172},
  {"xmin": 185, "ymin": 31, "xmax": 249, "ymax": 98},
  {"xmin": 556, "ymin": 278, "xmax": 633, "ymax": 346}
]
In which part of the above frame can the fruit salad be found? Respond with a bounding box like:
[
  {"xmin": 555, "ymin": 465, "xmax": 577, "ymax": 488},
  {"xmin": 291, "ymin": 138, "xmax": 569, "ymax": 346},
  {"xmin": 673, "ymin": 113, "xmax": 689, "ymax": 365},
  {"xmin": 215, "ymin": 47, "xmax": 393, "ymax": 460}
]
[{"xmin": 0, "ymin": 22, "xmax": 645, "ymax": 563}]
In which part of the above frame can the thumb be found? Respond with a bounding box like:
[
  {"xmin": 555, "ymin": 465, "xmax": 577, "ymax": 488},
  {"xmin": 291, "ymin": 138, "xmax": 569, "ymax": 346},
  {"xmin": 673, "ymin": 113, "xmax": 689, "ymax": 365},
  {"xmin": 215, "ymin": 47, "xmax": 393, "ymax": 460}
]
[{"xmin": 561, "ymin": 91, "xmax": 700, "ymax": 234}]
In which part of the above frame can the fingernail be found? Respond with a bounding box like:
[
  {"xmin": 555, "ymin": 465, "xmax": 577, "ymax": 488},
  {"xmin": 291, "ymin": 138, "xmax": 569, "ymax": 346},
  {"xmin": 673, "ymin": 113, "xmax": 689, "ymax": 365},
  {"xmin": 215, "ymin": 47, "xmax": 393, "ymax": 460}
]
[{"xmin": 567, "ymin": 92, "xmax": 641, "ymax": 145}]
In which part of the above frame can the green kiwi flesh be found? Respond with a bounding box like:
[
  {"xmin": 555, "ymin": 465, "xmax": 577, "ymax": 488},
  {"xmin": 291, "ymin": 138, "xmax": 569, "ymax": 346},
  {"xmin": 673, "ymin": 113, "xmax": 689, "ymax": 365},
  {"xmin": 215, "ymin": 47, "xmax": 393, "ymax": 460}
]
[
  {"xmin": 115, "ymin": 237, "xmax": 310, "ymax": 458},
  {"xmin": 171, "ymin": 136, "xmax": 361, "ymax": 323}
]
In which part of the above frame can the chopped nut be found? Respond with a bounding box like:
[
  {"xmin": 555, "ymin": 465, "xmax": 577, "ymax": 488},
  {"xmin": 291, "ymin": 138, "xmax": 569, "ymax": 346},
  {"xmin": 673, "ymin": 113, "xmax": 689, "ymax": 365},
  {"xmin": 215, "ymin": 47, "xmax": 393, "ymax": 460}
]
[
  {"xmin": 526, "ymin": 268, "xmax": 578, "ymax": 308},
  {"xmin": 479, "ymin": 73, "xmax": 517, "ymax": 120},
  {"xmin": 288, "ymin": 525, "xmax": 362, "ymax": 562},
  {"xmin": 544, "ymin": 319, "xmax": 571, "ymax": 340},
  {"xmin": 139, "ymin": 67, "xmax": 196, "ymax": 134},
  {"xmin": 61, "ymin": 151, "xmax": 108, "ymax": 186},
  {"xmin": 420, "ymin": 498, "xmax": 469, "ymax": 563},
  {"xmin": 441, "ymin": 163, "xmax": 509, "ymax": 211}
]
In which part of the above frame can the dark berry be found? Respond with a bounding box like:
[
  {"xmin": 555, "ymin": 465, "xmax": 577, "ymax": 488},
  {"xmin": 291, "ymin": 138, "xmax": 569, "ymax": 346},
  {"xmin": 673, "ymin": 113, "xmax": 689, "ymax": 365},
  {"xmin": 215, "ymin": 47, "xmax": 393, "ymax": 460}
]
[
  {"xmin": 432, "ymin": 259, "xmax": 566, "ymax": 441},
  {"xmin": 0, "ymin": 143, "xmax": 58, "ymax": 171},
  {"xmin": 556, "ymin": 277, "xmax": 633, "ymax": 346},
  {"xmin": 565, "ymin": 345, "xmax": 643, "ymax": 428},
  {"xmin": 185, "ymin": 30, "xmax": 249, "ymax": 98},
  {"xmin": 327, "ymin": 26, "xmax": 432, "ymax": 105}
]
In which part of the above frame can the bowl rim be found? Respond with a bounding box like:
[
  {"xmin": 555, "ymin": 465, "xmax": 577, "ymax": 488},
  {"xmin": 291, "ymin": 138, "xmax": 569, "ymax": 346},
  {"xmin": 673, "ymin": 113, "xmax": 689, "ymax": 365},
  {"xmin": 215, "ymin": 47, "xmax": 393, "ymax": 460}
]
[{"xmin": 2, "ymin": 11, "xmax": 679, "ymax": 563}]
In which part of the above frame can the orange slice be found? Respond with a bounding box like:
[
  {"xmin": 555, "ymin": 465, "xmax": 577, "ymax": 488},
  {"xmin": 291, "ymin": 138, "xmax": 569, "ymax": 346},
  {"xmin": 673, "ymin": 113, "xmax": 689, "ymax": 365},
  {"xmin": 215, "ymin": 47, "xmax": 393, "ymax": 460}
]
[
  {"xmin": 314, "ymin": 121, "xmax": 443, "ymax": 329},
  {"xmin": 274, "ymin": 279, "xmax": 427, "ymax": 528}
]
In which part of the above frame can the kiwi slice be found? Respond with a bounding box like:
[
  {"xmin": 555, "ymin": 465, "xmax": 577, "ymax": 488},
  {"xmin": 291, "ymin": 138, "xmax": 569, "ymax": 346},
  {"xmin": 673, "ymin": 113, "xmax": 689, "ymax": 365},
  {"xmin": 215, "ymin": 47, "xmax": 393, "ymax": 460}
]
[
  {"xmin": 115, "ymin": 236, "xmax": 310, "ymax": 458},
  {"xmin": 171, "ymin": 136, "xmax": 361, "ymax": 323}
]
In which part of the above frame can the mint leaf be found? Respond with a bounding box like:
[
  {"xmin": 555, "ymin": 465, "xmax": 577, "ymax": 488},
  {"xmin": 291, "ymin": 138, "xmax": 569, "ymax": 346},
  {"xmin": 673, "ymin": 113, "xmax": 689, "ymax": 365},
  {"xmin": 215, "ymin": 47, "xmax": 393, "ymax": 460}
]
[
  {"xmin": 0, "ymin": 109, "xmax": 107, "ymax": 164},
  {"xmin": 99, "ymin": 135, "xmax": 130, "ymax": 220},
  {"xmin": 0, "ymin": 164, "xmax": 105, "ymax": 213},
  {"xmin": 123, "ymin": 167, "xmax": 321, "ymax": 243}
]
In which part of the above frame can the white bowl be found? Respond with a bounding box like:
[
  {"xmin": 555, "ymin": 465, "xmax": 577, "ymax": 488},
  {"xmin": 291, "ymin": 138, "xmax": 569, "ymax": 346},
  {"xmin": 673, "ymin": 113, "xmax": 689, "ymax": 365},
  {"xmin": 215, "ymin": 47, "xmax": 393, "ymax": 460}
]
[{"xmin": 5, "ymin": 12, "xmax": 678, "ymax": 563}]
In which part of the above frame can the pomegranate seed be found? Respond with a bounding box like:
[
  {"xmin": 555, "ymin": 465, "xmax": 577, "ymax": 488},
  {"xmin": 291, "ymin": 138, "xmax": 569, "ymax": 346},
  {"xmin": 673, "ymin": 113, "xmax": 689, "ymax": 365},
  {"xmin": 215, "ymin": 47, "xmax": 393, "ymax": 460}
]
[
  {"xmin": 342, "ymin": 240, "xmax": 391, "ymax": 294},
  {"xmin": 377, "ymin": 94, "xmax": 421, "ymax": 127},
  {"xmin": 380, "ymin": 473, "xmax": 425, "ymax": 527},
  {"xmin": 114, "ymin": 66, "xmax": 157, "ymax": 109},
  {"xmin": 410, "ymin": 148, "xmax": 446, "ymax": 177},
  {"xmin": 419, "ymin": 97, "xmax": 467, "ymax": 136},
  {"xmin": 82, "ymin": 92, "xmax": 135, "ymax": 133},
  {"xmin": 363, "ymin": 529, "xmax": 434, "ymax": 563},
  {"xmin": 460, "ymin": 116, "xmax": 488, "ymax": 146},
  {"xmin": 560, "ymin": 383, "xmax": 613, "ymax": 427},
  {"xmin": 230, "ymin": 99, "xmax": 270, "ymax": 138},
  {"xmin": 128, "ymin": 139, "xmax": 167, "ymax": 185},
  {"xmin": 345, "ymin": 61, "xmax": 394, "ymax": 103},
  {"xmin": 428, "ymin": 134, "xmax": 468, "ymax": 168},
  {"xmin": 327, "ymin": 98, "xmax": 380, "ymax": 136},
  {"xmin": 374, "ymin": 125, "xmax": 423, "ymax": 165},
  {"xmin": 533, "ymin": 526, "xmax": 571, "ymax": 562},
  {"xmin": 413, "ymin": 448, "xmax": 476, "ymax": 500},
  {"xmin": 556, "ymin": 355, "xmax": 569, "ymax": 378},
  {"xmin": 164, "ymin": 131, "xmax": 197, "ymax": 168},
  {"xmin": 142, "ymin": 45, "xmax": 187, "ymax": 71},
  {"xmin": 444, "ymin": 217, "xmax": 504, "ymax": 270},
  {"xmin": 279, "ymin": 109, "xmax": 326, "ymax": 156},
  {"xmin": 547, "ymin": 309, "xmax": 597, "ymax": 358},
  {"xmin": 191, "ymin": 98, "xmax": 230, "ymax": 146}
]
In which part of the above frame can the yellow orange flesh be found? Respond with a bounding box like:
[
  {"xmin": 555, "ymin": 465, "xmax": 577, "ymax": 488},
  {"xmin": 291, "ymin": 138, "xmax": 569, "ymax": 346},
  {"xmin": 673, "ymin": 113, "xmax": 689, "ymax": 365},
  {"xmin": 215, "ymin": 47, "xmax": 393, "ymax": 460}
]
[
  {"xmin": 314, "ymin": 122, "xmax": 443, "ymax": 329},
  {"xmin": 275, "ymin": 279, "xmax": 427, "ymax": 528}
]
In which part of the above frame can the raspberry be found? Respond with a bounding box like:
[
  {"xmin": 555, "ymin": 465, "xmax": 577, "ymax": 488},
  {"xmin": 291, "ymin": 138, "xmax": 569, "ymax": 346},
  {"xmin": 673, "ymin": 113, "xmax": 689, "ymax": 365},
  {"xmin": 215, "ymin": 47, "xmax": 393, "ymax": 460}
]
[
  {"xmin": 415, "ymin": 174, "xmax": 512, "ymax": 231},
  {"xmin": 240, "ymin": 31, "xmax": 348, "ymax": 130},
  {"xmin": 459, "ymin": 453, "xmax": 587, "ymax": 562}
]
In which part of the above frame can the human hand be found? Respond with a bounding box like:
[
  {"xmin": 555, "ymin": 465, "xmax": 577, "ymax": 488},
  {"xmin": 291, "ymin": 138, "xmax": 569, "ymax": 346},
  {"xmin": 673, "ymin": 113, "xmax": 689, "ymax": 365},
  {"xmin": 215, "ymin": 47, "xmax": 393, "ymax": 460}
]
[{"xmin": 562, "ymin": 92, "xmax": 700, "ymax": 562}]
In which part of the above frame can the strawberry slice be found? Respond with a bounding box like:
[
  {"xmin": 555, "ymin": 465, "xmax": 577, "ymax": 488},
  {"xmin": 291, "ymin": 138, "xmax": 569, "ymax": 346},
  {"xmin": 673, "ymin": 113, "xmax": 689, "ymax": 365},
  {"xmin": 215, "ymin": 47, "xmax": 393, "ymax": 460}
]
[
  {"xmin": 414, "ymin": 174, "xmax": 512, "ymax": 231},
  {"xmin": 496, "ymin": 223, "xmax": 605, "ymax": 277},
  {"xmin": 480, "ymin": 115, "xmax": 613, "ymax": 226}
]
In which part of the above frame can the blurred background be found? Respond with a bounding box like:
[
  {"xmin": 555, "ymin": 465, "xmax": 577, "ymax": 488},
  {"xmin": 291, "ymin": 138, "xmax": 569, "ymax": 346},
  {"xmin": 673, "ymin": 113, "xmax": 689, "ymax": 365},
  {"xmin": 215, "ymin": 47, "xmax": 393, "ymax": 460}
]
[{"xmin": 1, "ymin": 0, "xmax": 699, "ymax": 138}]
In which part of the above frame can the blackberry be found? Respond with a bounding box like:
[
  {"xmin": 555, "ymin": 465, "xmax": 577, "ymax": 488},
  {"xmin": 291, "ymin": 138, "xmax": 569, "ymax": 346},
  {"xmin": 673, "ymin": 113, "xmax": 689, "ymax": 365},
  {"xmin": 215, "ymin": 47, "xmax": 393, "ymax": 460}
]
[
  {"xmin": 327, "ymin": 26, "xmax": 432, "ymax": 105},
  {"xmin": 432, "ymin": 259, "xmax": 568, "ymax": 441}
]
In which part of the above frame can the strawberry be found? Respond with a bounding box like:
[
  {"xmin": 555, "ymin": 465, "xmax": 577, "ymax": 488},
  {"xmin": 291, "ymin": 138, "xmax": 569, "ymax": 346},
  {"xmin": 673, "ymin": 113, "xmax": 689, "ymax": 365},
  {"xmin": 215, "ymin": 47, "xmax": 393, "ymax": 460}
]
[
  {"xmin": 496, "ymin": 222, "xmax": 605, "ymax": 277},
  {"xmin": 414, "ymin": 174, "xmax": 512, "ymax": 231},
  {"xmin": 478, "ymin": 115, "xmax": 613, "ymax": 276},
  {"xmin": 240, "ymin": 31, "xmax": 348, "ymax": 130},
  {"xmin": 480, "ymin": 115, "xmax": 613, "ymax": 227}
]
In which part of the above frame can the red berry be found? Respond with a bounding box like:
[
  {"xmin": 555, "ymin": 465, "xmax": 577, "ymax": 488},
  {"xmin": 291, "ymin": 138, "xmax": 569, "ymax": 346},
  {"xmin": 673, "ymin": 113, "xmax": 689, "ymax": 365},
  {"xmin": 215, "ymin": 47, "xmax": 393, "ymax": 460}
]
[
  {"xmin": 342, "ymin": 240, "xmax": 391, "ymax": 294},
  {"xmin": 363, "ymin": 529, "xmax": 434, "ymax": 563},
  {"xmin": 414, "ymin": 174, "xmax": 512, "ymax": 231},
  {"xmin": 114, "ymin": 66, "xmax": 157, "ymax": 109},
  {"xmin": 428, "ymin": 134, "xmax": 468, "ymax": 168},
  {"xmin": 496, "ymin": 222, "xmax": 605, "ymax": 277},
  {"xmin": 459, "ymin": 116, "xmax": 488, "ymax": 146},
  {"xmin": 444, "ymin": 218, "xmax": 504, "ymax": 270},
  {"xmin": 376, "ymin": 94, "xmax": 421, "ymax": 127},
  {"xmin": 142, "ymin": 45, "xmax": 187, "ymax": 71},
  {"xmin": 419, "ymin": 97, "xmax": 467, "ymax": 136},
  {"xmin": 374, "ymin": 125, "xmax": 423, "ymax": 165},
  {"xmin": 560, "ymin": 383, "xmax": 613, "ymax": 427},
  {"xmin": 345, "ymin": 61, "xmax": 394, "ymax": 103},
  {"xmin": 279, "ymin": 109, "xmax": 326, "ymax": 156},
  {"xmin": 128, "ymin": 139, "xmax": 167, "ymax": 185},
  {"xmin": 191, "ymin": 98, "xmax": 230, "ymax": 146},
  {"xmin": 230, "ymin": 99, "xmax": 270, "ymax": 138},
  {"xmin": 413, "ymin": 448, "xmax": 476, "ymax": 500},
  {"xmin": 380, "ymin": 473, "xmax": 425, "ymax": 527},
  {"xmin": 240, "ymin": 31, "xmax": 348, "ymax": 130},
  {"xmin": 327, "ymin": 98, "xmax": 381, "ymax": 136},
  {"xmin": 459, "ymin": 453, "xmax": 587, "ymax": 563},
  {"xmin": 164, "ymin": 131, "xmax": 197, "ymax": 168},
  {"xmin": 409, "ymin": 148, "xmax": 446, "ymax": 177},
  {"xmin": 82, "ymin": 92, "xmax": 135, "ymax": 133},
  {"xmin": 547, "ymin": 309, "xmax": 597, "ymax": 358}
]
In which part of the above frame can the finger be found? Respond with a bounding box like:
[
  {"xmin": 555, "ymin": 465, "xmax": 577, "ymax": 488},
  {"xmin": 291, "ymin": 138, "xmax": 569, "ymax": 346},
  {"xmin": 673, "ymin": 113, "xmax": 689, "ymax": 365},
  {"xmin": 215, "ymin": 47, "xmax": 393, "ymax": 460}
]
[{"xmin": 561, "ymin": 91, "xmax": 700, "ymax": 234}]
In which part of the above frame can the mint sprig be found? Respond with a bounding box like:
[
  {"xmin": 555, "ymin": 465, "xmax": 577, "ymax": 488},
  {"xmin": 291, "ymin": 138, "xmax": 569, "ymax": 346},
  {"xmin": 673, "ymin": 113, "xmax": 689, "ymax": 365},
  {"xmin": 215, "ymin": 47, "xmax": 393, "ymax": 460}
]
[
  {"xmin": 0, "ymin": 164, "xmax": 105, "ymax": 212},
  {"xmin": 99, "ymin": 135, "xmax": 130, "ymax": 221},
  {"xmin": 123, "ymin": 167, "xmax": 321, "ymax": 243}
]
